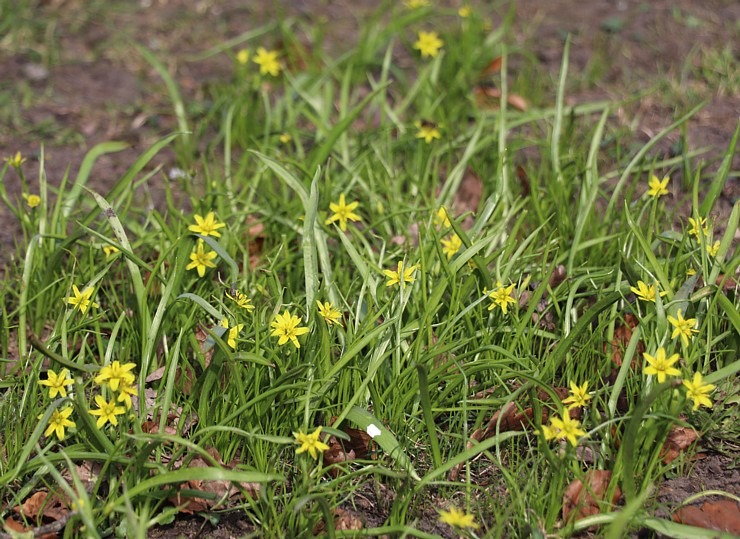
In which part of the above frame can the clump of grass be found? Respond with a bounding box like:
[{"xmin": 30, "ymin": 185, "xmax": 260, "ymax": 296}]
[{"xmin": 0, "ymin": 2, "xmax": 737, "ymax": 538}]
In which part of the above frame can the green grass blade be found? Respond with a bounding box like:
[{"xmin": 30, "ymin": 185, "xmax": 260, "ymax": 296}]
[
  {"xmin": 62, "ymin": 141, "xmax": 128, "ymax": 218},
  {"xmin": 344, "ymin": 406, "xmax": 419, "ymax": 481}
]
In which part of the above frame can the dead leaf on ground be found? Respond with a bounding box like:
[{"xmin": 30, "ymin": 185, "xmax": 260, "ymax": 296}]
[
  {"xmin": 14, "ymin": 490, "xmax": 68, "ymax": 522},
  {"xmin": 673, "ymin": 500, "xmax": 740, "ymax": 534},
  {"xmin": 660, "ymin": 425, "xmax": 699, "ymax": 464},
  {"xmin": 449, "ymin": 387, "xmax": 572, "ymax": 480},
  {"xmin": 473, "ymin": 86, "xmax": 529, "ymax": 111},
  {"xmin": 312, "ymin": 508, "xmax": 364, "ymax": 535},
  {"xmin": 562, "ymin": 470, "xmax": 621, "ymax": 524},
  {"xmin": 453, "ymin": 168, "xmax": 483, "ymax": 222},
  {"xmin": 481, "ymin": 56, "xmax": 502, "ymax": 76},
  {"xmin": 169, "ymin": 447, "xmax": 259, "ymax": 514},
  {"xmin": 323, "ymin": 418, "xmax": 375, "ymax": 476},
  {"xmin": 609, "ymin": 313, "xmax": 644, "ymax": 368}
]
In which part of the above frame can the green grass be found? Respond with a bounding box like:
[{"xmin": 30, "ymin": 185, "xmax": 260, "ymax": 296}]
[{"xmin": 1, "ymin": 2, "xmax": 739, "ymax": 538}]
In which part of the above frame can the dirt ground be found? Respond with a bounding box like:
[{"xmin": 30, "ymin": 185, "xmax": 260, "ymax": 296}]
[{"xmin": 1, "ymin": 0, "xmax": 738, "ymax": 536}]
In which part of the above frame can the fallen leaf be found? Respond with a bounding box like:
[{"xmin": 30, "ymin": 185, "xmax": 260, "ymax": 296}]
[
  {"xmin": 562, "ymin": 470, "xmax": 621, "ymax": 524},
  {"xmin": 660, "ymin": 425, "xmax": 699, "ymax": 464},
  {"xmin": 450, "ymin": 387, "xmax": 571, "ymax": 480},
  {"xmin": 472, "ymin": 86, "xmax": 529, "ymax": 111},
  {"xmin": 14, "ymin": 490, "xmax": 68, "ymax": 521},
  {"xmin": 453, "ymin": 168, "xmax": 483, "ymax": 221},
  {"xmin": 481, "ymin": 56, "xmax": 502, "ymax": 76},
  {"xmin": 609, "ymin": 313, "xmax": 644, "ymax": 368},
  {"xmin": 313, "ymin": 508, "xmax": 364, "ymax": 535},
  {"xmin": 673, "ymin": 500, "xmax": 740, "ymax": 534},
  {"xmin": 169, "ymin": 448, "xmax": 259, "ymax": 514}
]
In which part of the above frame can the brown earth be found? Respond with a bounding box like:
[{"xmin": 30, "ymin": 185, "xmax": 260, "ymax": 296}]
[{"xmin": 1, "ymin": 0, "xmax": 738, "ymax": 536}]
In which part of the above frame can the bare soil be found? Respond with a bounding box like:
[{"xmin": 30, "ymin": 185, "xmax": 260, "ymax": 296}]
[{"xmin": 1, "ymin": 0, "xmax": 737, "ymax": 536}]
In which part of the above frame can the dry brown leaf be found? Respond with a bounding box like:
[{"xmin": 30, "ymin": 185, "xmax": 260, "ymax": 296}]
[
  {"xmin": 453, "ymin": 168, "xmax": 483, "ymax": 221},
  {"xmin": 673, "ymin": 500, "xmax": 740, "ymax": 534},
  {"xmin": 609, "ymin": 313, "xmax": 644, "ymax": 368},
  {"xmin": 170, "ymin": 448, "xmax": 259, "ymax": 514},
  {"xmin": 562, "ymin": 470, "xmax": 621, "ymax": 524},
  {"xmin": 660, "ymin": 425, "xmax": 699, "ymax": 464},
  {"xmin": 450, "ymin": 387, "xmax": 571, "ymax": 480},
  {"xmin": 14, "ymin": 491, "xmax": 68, "ymax": 522},
  {"xmin": 313, "ymin": 508, "xmax": 364, "ymax": 535},
  {"xmin": 481, "ymin": 56, "xmax": 502, "ymax": 76},
  {"xmin": 472, "ymin": 86, "xmax": 528, "ymax": 111}
]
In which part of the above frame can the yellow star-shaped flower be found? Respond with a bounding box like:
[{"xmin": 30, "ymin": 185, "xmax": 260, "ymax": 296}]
[
  {"xmin": 43, "ymin": 407, "xmax": 75, "ymax": 441},
  {"xmin": 186, "ymin": 240, "xmax": 218, "ymax": 278},
  {"xmin": 413, "ymin": 31, "xmax": 444, "ymax": 58},
  {"xmin": 270, "ymin": 310, "xmax": 309, "ymax": 349},
  {"xmin": 383, "ymin": 261, "xmax": 418, "ymax": 288},
  {"xmin": 65, "ymin": 285, "xmax": 99, "ymax": 315},
  {"xmin": 293, "ymin": 426, "xmax": 330, "ymax": 459},
  {"xmin": 643, "ymin": 347, "xmax": 681, "ymax": 383},
  {"xmin": 549, "ymin": 411, "xmax": 586, "ymax": 447},
  {"xmin": 325, "ymin": 194, "xmax": 361, "ymax": 231},
  {"xmin": 682, "ymin": 372, "xmax": 715, "ymax": 411},
  {"xmin": 667, "ymin": 309, "xmax": 698, "ymax": 347},
  {"xmin": 438, "ymin": 507, "xmax": 478, "ymax": 529},
  {"xmin": 253, "ymin": 47, "xmax": 281, "ymax": 76},
  {"xmin": 188, "ymin": 212, "xmax": 225, "ymax": 237},
  {"xmin": 487, "ymin": 281, "xmax": 517, "ymax": 314},
  {"xmin": 39, "ymin": 369, "xmax": 74, "ymax": 399},
  {"xmin": 647, "ymin": 174, "xmax": 670, "ymax": 198}
]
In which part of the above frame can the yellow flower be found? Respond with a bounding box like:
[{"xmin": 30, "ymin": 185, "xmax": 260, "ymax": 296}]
[
  {"xmin": 562, "ymin": 381, "xmax": 591, "ymax": 410},
  {"xmin": 687, "ymin": 217, "xmax": 708, "ymax": 239},
  {"xmin": 65, "ymin": 285, "xmax": 99, "ymax": 315},
  {"xmin": 103, "ymin": 245, "xmax": 119, "ymax": 258},
  {"xmin": 4, "ymin": 151, "xmax": 26, "ymax": 168},
  {"xmin": 647, "ymin": 174, "xmax": 670, "ymax": 198},
  {"xmin": 706, "ymin": 240, "xmax": 720, "ymax": 257},
  {"xmin": 434, "ymin": 206, "xmax": 451, "ymax": 228},
  {"xmin": 188, "ymin": 212, "xmax": 226, "ymax": 237},
  {"xmin": 116, "ymin": 378, "xmax": 138, "ymax": 410},
  {"xmin": 383, "ymin": 261, "xmax": 418, "ymax": 288},
  {"xmin": 95, "ymin": 361, "xmax": 136, "ymax": 392},
  {"xmin": 220, "ymin": 319, "xmax": 244, "ymax": 349},
  {"xmin": 253, "ymin": 47, "xmax": 281, "ymax": 76},
  {"xmin": 667, "ymin": 309, "xmax": 698, "ymax": 347},
  {"xmin": 643, "ymin": 347, "xmax": 681, "ymax": 383},
  {"xmin": 682, "ymin": 372, "xmax": 715, "ymax": 411},
  {"xmin": 89, "ymin": 395, "xmax": 126, "ymax": 428},
  {"xmin": 317, "ymin": 301, "xmax": 342, "ymax": 326},
  {"xmin": 458, "ymin": 5, "xmax": 471, "ymax": 17},
  {"xmin": 440, "ymin": 234, "xmax": 462, "ymax": 259},
  {"xmin": 293, "ymin": 426, "xmax": 330, "ymax": 459},
  {"xmin": 236, "ymin": 49, "xmax": 250, "ymax": 65},
  {"xmin": 271, "ymin": 310, "xmax": 309, "ymax": 349},
  {"xmin": 39, "ymin": 368, "xmax": 74, "ymax": 399},
  {"xmin": 487, "ymin": 281, "xmax": 517, "ymax": 314},
  {"xmin": 415, "ymin": 121, "xmax": 441, "ymax": 143},
  {"xmin": 413, "ymin": 31, "xmax": 443, "ymax": 58},
  {"xmin": 325, "ymin": 194, "xmax": 361, "ymax": 231},
  {"xmin": 186, "ymin": 240, "xmax": 218, "ymax": 278},
  {"xmin": 541, "ymin": 422, "xmax": 560, "ymax": 441},
  {"xmin": 279, "ymin": 132, "xmax": 292, "ymax": 144},
  {"xmin": 629, "ymin": 280, "xmax": 667, "ymax": 302},
  {"xmin": 23, "ymin": 193, "xmax": 41, "ymax": 208},
  {"xmin": 226, "ymin": 289, "xmax": 255, "ymax": 312},
  {"xmin": 438, "ymin": 506, "xmax": 478, "ymax": 529},
  {"xmin": 403, "ymin": 0, "xmax": 429, "ymax": 8},
  {"xmin": 549, "ymin": 411, "xmax": 586, "ymax": 447},
  {"xmin": 43, "ymin": 407, "xmax": 75, "ymax": 441}
]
